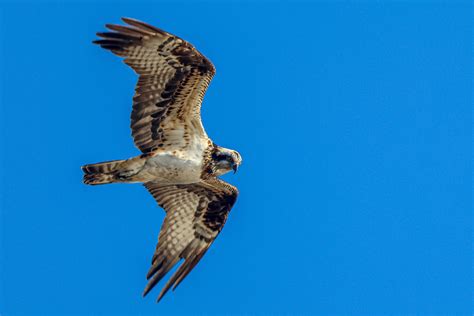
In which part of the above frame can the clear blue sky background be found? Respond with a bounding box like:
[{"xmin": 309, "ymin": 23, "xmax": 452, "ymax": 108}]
[{"xmin": 0, "ymin": 1, "xmax": 471, "ymax": 315}]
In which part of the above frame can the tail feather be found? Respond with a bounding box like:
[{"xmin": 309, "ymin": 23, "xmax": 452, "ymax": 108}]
[{"xmin": 82, "ymin": 159, "xmax": 125, "ymax": 185}]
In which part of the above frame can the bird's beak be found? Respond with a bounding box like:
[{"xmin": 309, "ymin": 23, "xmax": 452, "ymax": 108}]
[{"xmin": 232, "ymin": 164, "xmax": 238, "ymax": 174}]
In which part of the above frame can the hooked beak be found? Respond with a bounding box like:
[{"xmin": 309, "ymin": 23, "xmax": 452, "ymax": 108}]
[{"xmin": 232, "ymin": 163, "xmax": 238, "ymax": 174}]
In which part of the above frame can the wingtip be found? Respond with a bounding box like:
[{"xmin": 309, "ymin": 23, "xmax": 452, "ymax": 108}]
[
  {"xmin": 121, "ymin": 17, "xmax": 135, "ymax": 24},
  {"xmin": 121, "ymin": 17, "xmax": 145, "ymax": 28},
  {"xmin": 105, "ymin": 23, "xmax": 119, "ymax": 31},
  {"xmin": 120, "ymin": 17, "xmax": 167, "ymax": 35},
  {"xmin": 156, "ymin": 290, "xmax": 166, "ymax": 303},
  {"xmin": 96, "ymin": 32, "xmax": 110, "ymax": 38},
  {"xmin": 142, "ymin": 285, "xmax": 166, "ymax": 303},
  {"xmin": 142, "ymin": 285, "xmax": 152, "ymax": 298}
]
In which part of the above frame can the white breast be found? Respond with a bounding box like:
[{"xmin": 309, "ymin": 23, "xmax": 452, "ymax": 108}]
[{"xmin": 141, "ymin": 137, "xmax": 208, "ymax": 184}]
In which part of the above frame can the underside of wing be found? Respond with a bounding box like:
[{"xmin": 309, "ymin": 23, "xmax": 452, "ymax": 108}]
[
  {"xmin": 142, "ymin": 179, "xmax": 238, "ymax": 301},
  {"xmin": 94, "ymin": 18, "xmax": 215, "ymax": 153}
]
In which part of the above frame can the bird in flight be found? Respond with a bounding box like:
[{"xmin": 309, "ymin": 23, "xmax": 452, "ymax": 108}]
[{"xmin": 82, "ymin": 17, "xmax": 242, "ymax": 302}]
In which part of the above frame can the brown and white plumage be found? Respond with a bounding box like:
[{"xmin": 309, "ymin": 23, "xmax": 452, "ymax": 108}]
[
  {"xmin": 95, "ymin": 17, "xmax": 215, "ymax": 153},
  {"xmin": 82, "ymin": 18, "xmax": 242, "ymax": 302},
  {"xmin": 143, "ymin": 178, "xmax": 238, "ymax": 301}
]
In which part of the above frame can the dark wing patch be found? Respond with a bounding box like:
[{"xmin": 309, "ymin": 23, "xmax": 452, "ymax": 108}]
[
  {"xmin": 94, "ymin": 18, "xmax": 215, "ymax": 153},
  {"xmin": 143, "ymin": 178, "xmax": 238, "ymax": 301}
]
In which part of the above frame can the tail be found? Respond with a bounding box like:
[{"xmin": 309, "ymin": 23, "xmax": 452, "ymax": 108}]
[{"xmin": 82, "ymin": 159, "xmax": 126, "ymax": 185}]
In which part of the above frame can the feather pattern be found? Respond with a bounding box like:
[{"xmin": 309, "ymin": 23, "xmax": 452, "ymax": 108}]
[
  {"xmin": 94, "ymin": 17, "xmax": 215, "ymax": 153},
  {"xmin": 143, "ymin": 178, "xmax": 238, "ymax": 301}
]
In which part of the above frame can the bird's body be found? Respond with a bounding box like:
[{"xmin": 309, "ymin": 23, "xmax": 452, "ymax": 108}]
[
  {"xmin": 86, "ymin": 140, "xmax": 209, "ymax": 185},
  {"xmin": 138, "ymin": 150, "xmax": 205, "ymax": 184},
  {"xmin": 82, "ymin": 18, "xmax": 242, "ymax": 302}
]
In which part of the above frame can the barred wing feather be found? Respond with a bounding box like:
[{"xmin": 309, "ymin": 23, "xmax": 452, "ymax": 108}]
[
  {"xmin": 142, "ymin": 178, "xmax": 238, "ymax": 301},
  {"xmin": 94, "ymin": 18, "xmax": 215, "ymax": 153}
]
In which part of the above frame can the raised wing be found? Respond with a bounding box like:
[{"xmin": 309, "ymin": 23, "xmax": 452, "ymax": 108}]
[
  {"xmin": 94, "ymin": 18, "xmax": 215, "ymax": 153},
  {"xmin": 143, "ymin": 178, "xmax": 238, "ymax": 301}
]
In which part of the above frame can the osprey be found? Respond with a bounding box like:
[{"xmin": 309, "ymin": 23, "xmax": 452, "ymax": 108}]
[{"xmin": 82, "ymin": 18, "xmax": 242, "ymax": 302}]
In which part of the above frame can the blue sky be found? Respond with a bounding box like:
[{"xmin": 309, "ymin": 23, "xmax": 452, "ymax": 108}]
[{"xmin": 0, "ymin": 1, "xmax": 471, "ymax": 315}]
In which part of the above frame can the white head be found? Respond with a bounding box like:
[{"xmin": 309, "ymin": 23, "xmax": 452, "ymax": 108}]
[{"xmin": 212, "ymin": 146, "xmax": 242, "ymax": 176}]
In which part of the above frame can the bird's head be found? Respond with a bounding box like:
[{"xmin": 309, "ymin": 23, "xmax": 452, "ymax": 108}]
[{"xmin": 212, "ymin": 146, "xmax": 242, "ymax": 176}]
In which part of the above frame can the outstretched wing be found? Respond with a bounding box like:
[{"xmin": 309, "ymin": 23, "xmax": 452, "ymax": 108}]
[
  {"xmin": 143, "ymin": 178, "xmax": 238, "ymax": 301},
  {"xmin": 94, "ymin": 18, "xmax": 215, "ymax": 153}
]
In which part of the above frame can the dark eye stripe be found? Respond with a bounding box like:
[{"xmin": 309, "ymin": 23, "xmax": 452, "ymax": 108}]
[
  {"xmin": 222, "ymin": 155, "xmax": 232, "ymax": 162},
  {"xmin": 213, "ymin": 153, "xmax": 232, "ymax": 162}
]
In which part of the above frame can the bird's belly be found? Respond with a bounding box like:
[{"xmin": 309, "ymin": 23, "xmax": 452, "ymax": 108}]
[{"xmin": 140, "ymin": 153, "xmax": 202, "ymax": 184}]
